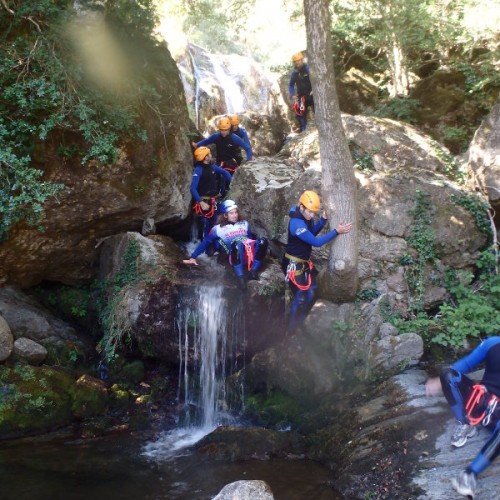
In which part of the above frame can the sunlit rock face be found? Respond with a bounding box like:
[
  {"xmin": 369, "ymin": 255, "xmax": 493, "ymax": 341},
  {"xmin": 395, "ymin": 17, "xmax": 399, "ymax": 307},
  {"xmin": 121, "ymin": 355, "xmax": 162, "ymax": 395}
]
[
  {"xmin": 466, "ymin": 103, "xmax": 500, "ymax": 215},
  {"xmin": 177, "ymin": 43, "xmax": 287, "ymax": 135},
  {"xmin": 0, "ymin": 15, "xmax": 193, "ymax": 288}
]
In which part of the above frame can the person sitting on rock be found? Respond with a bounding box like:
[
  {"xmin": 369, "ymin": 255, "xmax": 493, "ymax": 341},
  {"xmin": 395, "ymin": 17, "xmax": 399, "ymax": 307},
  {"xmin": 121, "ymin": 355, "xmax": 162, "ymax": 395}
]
[
  {"xmin": 191, "ymin": 117, "xmax": 253, "ymax": 182},
  {"xmin": 190, "ymin": 146, "xmax": 232, "ymax": 242},
  {"xmin": 183, "ymin": 199, "xmax": 268, "ymax": 291},
  {"xmin": 281, "ymin": 190, "xmax": 352, "ymax": 334},
  {"xmin": 425, "ymin": 336, "xmax": 500, "ymax": 499}
]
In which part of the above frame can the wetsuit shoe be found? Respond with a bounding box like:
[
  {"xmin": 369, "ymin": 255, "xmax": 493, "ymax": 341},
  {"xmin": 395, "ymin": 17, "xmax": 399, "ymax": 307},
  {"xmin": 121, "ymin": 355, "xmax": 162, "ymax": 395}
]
[
  {"xmin": 236, "ymin": 276, "xmax": 247, "ymax": 291},
  {"xmin": 451, "ymin": 423, "xmax": 477, "ymax": 448},
  {"xmin": 248, "ymin": 270, "xmax": 259, "ymax": 281},
  {"xmin": 451, "ymin": 471, "xmax": 476, "ymax": 499}
]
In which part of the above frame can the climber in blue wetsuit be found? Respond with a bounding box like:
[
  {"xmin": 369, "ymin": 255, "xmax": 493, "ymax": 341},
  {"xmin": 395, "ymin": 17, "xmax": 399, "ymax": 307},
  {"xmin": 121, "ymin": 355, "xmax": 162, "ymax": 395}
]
[
  {"xmin": 183, "ymin": 199, "xmax": 268, "ymax": 291},
  {"xmin": 281, "ymin": 190, "xmax": 353, "ymax": 334},
  {"xmin": 191, "ymin": 117, "xmax": 253, "ymax": 191},
  {"xmin": 426, "ymin": 336, "xmax": 500, "ymax": 499},
  {"xmin": 190, "ymin": 146, "xmax": 232, "ymax": 241},
  {"xmin": 289, "ymin": 52, "xmax": 314, "ymax": 132},
  {"xmin": 229, "ymin": 114, "xmax": 251, "ymax": 149}
]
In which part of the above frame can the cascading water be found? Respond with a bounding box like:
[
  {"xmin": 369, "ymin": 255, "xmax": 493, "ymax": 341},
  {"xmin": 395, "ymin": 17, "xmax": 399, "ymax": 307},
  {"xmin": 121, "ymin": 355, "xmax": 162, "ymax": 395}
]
[
  {"xmin": 210, "ymin": 56, "xmax": 245, "ymax": 114},
  {"xmin": 143, "ymin": 284, "xmax": 244, "ymax": 459},
  {"xmin": 187, "ymin": 47, "xmax": 202, "ymax": 130}
]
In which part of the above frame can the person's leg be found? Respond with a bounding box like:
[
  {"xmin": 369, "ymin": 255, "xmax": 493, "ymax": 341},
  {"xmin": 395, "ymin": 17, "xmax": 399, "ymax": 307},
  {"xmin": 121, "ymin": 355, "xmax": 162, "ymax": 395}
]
[
  {"xmin": 249, "ymin": 238, "xmax": 268, "ymax": 280},
  {"xmin": 440, "ymin": 368, "xmax": 478, "ymax": 447},
  {"xmin": 287, "ymin": 267, "xmax": 315, "ymax": 333},
  {"xmin": 230, "ymin": 240, "xmax": 246, "ymax": 290}
]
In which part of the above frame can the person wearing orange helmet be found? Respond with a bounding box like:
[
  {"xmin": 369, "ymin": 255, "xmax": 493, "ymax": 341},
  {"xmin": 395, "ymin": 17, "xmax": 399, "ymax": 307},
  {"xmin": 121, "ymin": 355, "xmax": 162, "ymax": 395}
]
[
  {"xmin": 190, "ymin": 146, "xmax": 232, "ymax": 242},
  {"xmin": 191, "ymin": 116, "xmax": 253, "ymax": 184},
  {"xmin": 229, "ymin": 114, "xmax": 251, "ymax": 149},
  {"xmin": 289, "ymin": 52, "xmax": 314, "ymax": 132},
  {"xmin": 282, "ymin": 190, "xmax": 353, "ymax": 333}
]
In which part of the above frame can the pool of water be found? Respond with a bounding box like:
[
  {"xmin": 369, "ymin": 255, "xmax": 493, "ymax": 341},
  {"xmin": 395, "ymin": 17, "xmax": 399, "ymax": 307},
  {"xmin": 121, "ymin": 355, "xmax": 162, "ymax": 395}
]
[{"xmin": 0, "ymin": 431, "xmax": 342, "ymax": 499}]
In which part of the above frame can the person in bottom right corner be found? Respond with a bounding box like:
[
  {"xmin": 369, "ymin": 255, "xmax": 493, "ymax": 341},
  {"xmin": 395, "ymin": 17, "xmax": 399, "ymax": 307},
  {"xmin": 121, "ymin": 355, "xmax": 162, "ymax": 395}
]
[
  {"xmin": 425, "ymin": 336, "xmax": 500, "ymax": 499},
  {"xmin": 281, "ymin": 190, "xmax": 352, "ymax": 335}
]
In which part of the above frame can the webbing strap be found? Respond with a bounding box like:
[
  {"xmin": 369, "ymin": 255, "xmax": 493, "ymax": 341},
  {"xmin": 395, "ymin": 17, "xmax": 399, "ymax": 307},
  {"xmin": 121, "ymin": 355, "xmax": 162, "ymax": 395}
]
[
  {"xmin": 286, "ymin": 259, "xmax": 313, "ymax": 291},
  {"xmin": 193, "ymin": 197, "xmax": 216, "ymax": 218}
]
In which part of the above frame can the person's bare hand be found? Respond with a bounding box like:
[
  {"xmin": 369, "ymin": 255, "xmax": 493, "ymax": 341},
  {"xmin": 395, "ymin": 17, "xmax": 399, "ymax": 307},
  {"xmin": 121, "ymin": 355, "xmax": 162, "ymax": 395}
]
[
  {"xmin": 182, "ymin": 258, "xmax": 198, "ymax": 266},
  {"xmin": 425, "ymin": 377, "xmax": 443, "ymax": 397},
  {"xmin": 336, "ymin": 221, "xmax": 353, "ymax": 234},
  {"xmin": 191, "ymin": 141, "xmax": 198, "ymax": 149},
  {"xmin": 321, "ymin": 210, "xmax": 328, "ymax": 219},
  {"xmin": 199, "ymin": 201, "xmax": 209, "ymax": 211}
]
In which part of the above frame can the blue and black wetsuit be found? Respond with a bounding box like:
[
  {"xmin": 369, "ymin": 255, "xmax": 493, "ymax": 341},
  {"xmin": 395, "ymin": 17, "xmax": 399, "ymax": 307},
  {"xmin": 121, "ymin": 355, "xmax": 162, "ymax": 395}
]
[
  {"xmin": 190, "ymin": 161, "xmax": 232, "ymax": 240},
  {"xmin": 288, "ymin": 63, "xmax": 314, "ymax": 132},
  {"xmin": 233, "ymin": 126, "xmax": 251, "ymax": 150},
  {"xmin": 196, "ymin": 132, "xmax": 252, "ymax": 172},
  {"xmin": 281, "ymin": 206, "xmax": 339, "ymax": 333},
  {"xmin": 440, "ymin": 337, "xmax": 500, "ymax": 476}
]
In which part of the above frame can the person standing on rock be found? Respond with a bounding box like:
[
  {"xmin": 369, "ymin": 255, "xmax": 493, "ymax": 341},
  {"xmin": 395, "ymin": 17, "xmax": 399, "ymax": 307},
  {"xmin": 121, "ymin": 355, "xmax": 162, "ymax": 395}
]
[
  {"xmin": 183, "ymin": 199, "xmax": 268, "ymax": 291},
  {"xmin": 229, "ymin": 114, "xmax": 251, "ymax": 150},
  {"xmin": 425, "ymin": 336, "xmax": 500, "ymax": 499},
  {"xmin": 281, "ymin": 191, "xmax": 353, "ymax": 334},
  {"xmin": 191, "ymin": 117, "xmax": 253, "ymax": 188},
  {"xmin": 289, "ymin": 52, "xmax": 314, "ymax": 132},
  {"xmin": 190, "ymin": 146, "xmax": 232, "ymax": 242}
]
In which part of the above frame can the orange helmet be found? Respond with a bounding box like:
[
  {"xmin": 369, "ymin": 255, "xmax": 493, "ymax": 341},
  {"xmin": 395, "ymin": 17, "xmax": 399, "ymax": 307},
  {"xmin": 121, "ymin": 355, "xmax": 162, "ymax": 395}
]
[
  {"xmin": 299, "ymin": 190, "xmax": 320, "ymax": 211},
  {"xmin": 292, "ymin": 52, "xmax": 304, "ymax": 62},
  {"xmin": 229, "ymin": 115, "xmax": 240, "ymax": 126},
  {"xmin": 218, "ymin": 117, "xmax": 231, "ymax": 131},
  {"xmin": 194, "ymin": 146, "xmax": 210, "ymax": 162}
]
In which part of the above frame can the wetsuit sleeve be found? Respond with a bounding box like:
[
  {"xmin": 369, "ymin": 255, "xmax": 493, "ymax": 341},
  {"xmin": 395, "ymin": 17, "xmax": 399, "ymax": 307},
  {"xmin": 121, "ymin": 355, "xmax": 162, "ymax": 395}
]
[
  {"xmin": 290, "ymin": 218, "xmax": 338, "ymax": 247},
  {"xmin": 190, "ymin": 166, "xmax": 203, "ymax": 202},
  {"xmin": 231, "ymin": 133, "xmax": 253, "ymax": 160},
  {"xmin": 191, "ymin": 229, "xmax": 218, "ymax": 258},
  {"xmin": 239, "ymin": 128, "xmax": 251, "ymax": 147},
  {"xmin": 310, "ymin": 217, "xmax": 327, "ymax": 235},
  {"xmin": 289, "ymin": 71, "xmax": 297, "ymax": 98},
  {"xmin": 213, "ymin": 164, "xmax": 232, "ymax": 182},
  {"xmin": 196, "ymin": 133, "xmax": 218, "ymax": 147},
  {"xmin": 452, "ymin": 337, "xmax": 500, "ymax": 373}
]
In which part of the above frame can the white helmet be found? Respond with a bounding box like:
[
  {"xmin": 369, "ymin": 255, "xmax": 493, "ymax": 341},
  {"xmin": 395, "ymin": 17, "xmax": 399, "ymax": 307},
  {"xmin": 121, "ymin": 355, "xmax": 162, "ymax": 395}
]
[{"xmin": 220, "ymin": 199, "xmax": 238, "ymax": 213}]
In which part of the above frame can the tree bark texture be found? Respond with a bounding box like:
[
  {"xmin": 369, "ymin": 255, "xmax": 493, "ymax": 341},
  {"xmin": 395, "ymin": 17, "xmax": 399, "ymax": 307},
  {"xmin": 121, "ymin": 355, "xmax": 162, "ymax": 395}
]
[{"xmin": 304, "ymin": 0, "xmax": 359, "ymax": 301}]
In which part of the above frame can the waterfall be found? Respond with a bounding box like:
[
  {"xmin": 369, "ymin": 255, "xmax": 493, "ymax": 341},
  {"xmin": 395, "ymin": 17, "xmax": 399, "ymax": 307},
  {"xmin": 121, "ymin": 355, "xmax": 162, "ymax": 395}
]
[
  {"xmin": 210, "ymin": 56, "xmax": 245, "ymax": 114},
  {"xmin": 187, "ymin": 48, "xmax": 202, "ymax": 129},
  {"xmin": 143, "ymin": 284, "xmax": 244, "ymax": 459}
]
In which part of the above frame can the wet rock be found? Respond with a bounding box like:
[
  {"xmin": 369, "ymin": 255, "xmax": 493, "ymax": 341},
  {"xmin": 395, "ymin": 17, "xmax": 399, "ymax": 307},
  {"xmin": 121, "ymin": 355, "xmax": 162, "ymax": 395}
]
[
  {"xmin": 213, "ymin": 480, "xmax": 274, "ymax": 500},
  {"xmin": 13, "ymin": 337, "xmax": 48, "ymax": 365}
]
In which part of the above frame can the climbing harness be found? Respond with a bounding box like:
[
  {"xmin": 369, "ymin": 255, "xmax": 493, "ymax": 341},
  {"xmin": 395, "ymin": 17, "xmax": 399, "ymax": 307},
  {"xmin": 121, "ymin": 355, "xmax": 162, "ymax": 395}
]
[
  {"xmin": 465, "ymin": 384, "xmax": 500, "ymax": 426},
  {"xmin": 284, "ymin": 253, "xmax": 313, "ymax": 291},
  {"xmin": 243, "ymin": 239, "xmax": 254, "ymax": 271},
  {"xmin": 220, "ymin": 159, "xmax": 239, "ymax": 174},
  {"xmin": 193, "ymin": 196, "xmax": 217, "ymax": 218},
  {"xmin": 292, "ymin": 96, "xmax": 306, "ymax": 116}
]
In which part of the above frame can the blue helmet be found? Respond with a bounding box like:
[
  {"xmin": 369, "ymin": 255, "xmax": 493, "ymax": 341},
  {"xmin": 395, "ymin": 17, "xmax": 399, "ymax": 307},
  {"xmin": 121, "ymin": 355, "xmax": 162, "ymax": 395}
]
[{"xmin": 220, "ymin": 199, "xmax": 238, "ymax": 214}]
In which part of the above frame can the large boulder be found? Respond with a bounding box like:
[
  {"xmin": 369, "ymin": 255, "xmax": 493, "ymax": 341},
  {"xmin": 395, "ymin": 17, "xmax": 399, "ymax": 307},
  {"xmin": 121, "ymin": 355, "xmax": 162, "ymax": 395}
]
[
  {"xmin": 0, "ymin": 315, "xmax": 14, "ymax": 362},
  {"xmin": 0, "ymin": 25, "xmax": 194, "ymax": 289}
]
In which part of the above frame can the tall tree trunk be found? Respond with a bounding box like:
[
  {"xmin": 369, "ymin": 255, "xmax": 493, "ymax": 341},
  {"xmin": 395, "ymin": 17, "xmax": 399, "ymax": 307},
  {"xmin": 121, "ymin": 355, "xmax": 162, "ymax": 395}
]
[{"xmin": 304, "ymin": 0, "xmax": 358, "ymax": 301}]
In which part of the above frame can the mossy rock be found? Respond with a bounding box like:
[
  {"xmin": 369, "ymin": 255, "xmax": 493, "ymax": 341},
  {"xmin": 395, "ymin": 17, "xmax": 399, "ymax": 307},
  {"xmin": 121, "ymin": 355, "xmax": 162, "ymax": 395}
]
[{"xmin": 0, "ymin": 365, "xmax": 107, "ymax": 439}]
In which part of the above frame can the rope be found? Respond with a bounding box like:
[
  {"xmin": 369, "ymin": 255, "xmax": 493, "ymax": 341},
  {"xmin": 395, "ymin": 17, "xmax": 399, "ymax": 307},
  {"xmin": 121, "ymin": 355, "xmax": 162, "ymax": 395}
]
[
  {"xmin": 193, "ymin": 197, "xmax": 216, "ymax": 218},
  {"xmin": 465, "ymin": 384, "xmax": 500, "ymax": 426},
  {"xmin": 285, "ymin": 257, "xmax": 313, "ymax": 291}
]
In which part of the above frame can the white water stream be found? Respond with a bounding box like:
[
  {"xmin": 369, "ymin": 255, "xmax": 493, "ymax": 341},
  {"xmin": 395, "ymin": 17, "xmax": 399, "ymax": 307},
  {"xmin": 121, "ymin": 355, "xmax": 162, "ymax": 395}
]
[{"xmin": 143, "ymin": 285, "xmax": 240, "ymax": 459}]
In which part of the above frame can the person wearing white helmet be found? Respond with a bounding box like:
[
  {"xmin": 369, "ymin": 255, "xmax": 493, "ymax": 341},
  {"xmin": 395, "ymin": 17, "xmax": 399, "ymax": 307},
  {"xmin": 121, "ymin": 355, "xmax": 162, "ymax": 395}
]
[{"xmin": 183, "ymin": 200, "xmax": 268, "ymax": 291}]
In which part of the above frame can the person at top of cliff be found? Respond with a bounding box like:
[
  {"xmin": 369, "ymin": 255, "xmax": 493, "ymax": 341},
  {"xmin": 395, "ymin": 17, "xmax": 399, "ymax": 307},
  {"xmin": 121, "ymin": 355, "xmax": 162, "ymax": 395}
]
[
  {"xmin": 229, "ymin": 114, "xmax": 251, "ymax": 149},
  {"xmin": 183, "ymin": 199, "xmax": 268, "ymax": 291},
  {"xmin": 281, "ymin": 190, "xmax": 352, "ymax": 334},
  {"xmin": 426, "ymin": 336, "xmax": 500, "ymax": 499},
  {"xmin": 191, "ymin": 117, "xmax": 253, "ymax": 179},
  {"xmin": 190, "ymin": 146, "xmax": 232, "ymax": 242},
  {"xmin": 288, "ymin": 52, "xmax": 314, "ymax": 132}
]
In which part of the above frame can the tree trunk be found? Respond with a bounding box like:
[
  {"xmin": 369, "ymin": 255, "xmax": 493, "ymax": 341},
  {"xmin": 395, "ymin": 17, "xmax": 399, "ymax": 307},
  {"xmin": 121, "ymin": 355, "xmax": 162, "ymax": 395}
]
[{"xmin": 304, "ymin": 0, "xmax": 358, "ymax": 302}]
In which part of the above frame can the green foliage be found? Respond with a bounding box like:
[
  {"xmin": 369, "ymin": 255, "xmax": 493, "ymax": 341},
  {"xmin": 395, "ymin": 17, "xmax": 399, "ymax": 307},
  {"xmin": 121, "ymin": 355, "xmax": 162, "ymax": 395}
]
[
  {"xmin": 450, "ymin": 192, "xmax": 492, "ymax": 238},
  {"xmin": 393, "ymin": 247, "xmax": 500, "ymax": 348},
  {"xmin": 401, "ymin": 189, "xmax": 437, "ymax": 312},
  {"xmin": 0, "ymin": 0, "xmax": 161, "ymax": 240},
  {"xmin": 357, "ymin": 286, "xmax": 381, "ymax": 302},
  {"xmin": 430, "ymin": 139, "xmax": 466, "ymax": 183},
  {"xmin": 96, "ymin": 239, "xmax": 142, "ymax": 362},
  {"xmin": 373, "ymin": 97, "xmax": 420, "ymax": 123}
]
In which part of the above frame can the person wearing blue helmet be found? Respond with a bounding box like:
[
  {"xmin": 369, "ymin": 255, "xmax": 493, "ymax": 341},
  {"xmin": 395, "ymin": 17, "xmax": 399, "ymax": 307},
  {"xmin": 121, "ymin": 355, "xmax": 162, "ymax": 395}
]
[{"xmin": 183, "ymin": 199, "xmax": 268, "ymax": 290}]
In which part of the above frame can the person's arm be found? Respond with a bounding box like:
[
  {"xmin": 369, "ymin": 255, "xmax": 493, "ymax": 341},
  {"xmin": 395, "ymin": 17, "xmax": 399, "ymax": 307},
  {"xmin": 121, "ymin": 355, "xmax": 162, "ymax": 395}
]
[
  {"xmin": 213, "ymin": 164, "xmax": 232, "ymax": 182},
  {"xmin": 183, "ymin": 230, "xmax": 218, "ymax": 264},
  {"xmin": 290, "ymin": 218, "xmax": 338, "ymax": 247},
  {"xmin": 190, "ymin": 166, "xmax": 203, "ymax": 202},
  {"xmin": 195, "ymin": 133, "xmax": 218, "ymax": 148},
  {"xmin": 288, "ymin": 71, "xmax": 297, "ymax": 98},
  {"xmin": 310, "ymin": 216, "xmax": 328, "ymax": 235},
  {"xmin": 452, "ymin": 337, "xmax": 500, "ymax": 373},
  {"xmin": 239, "ymin": 128, "xmax": 251, "ymax": 147},
  {"xmin": 230, "ymin": 133, "xmax": 253, "ymax": 161}
]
